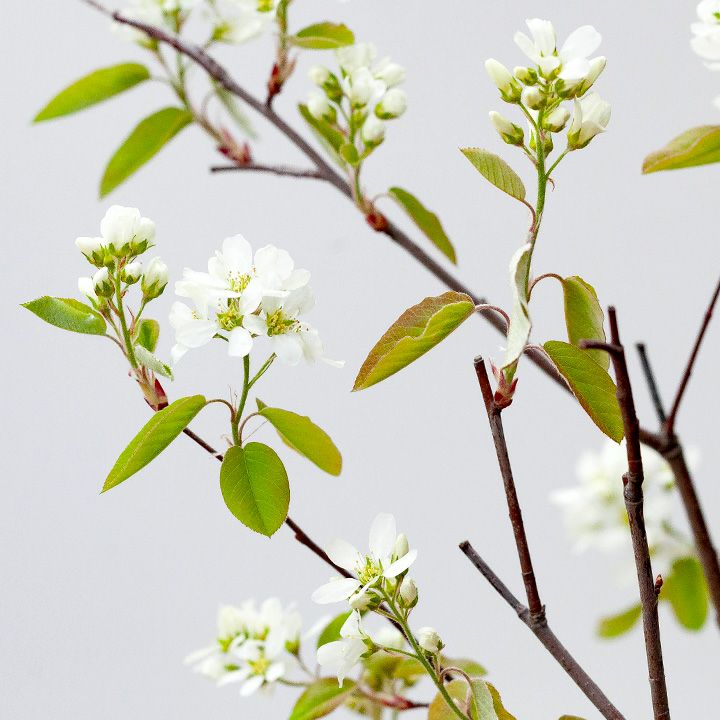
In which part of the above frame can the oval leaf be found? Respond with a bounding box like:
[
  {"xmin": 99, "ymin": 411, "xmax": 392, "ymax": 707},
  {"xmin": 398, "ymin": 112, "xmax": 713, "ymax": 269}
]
[
  {"xmin": 487, "ymin": 684, "xmax": 517, "ymax": 720},
  {"xmin": 134, "ymin": 345, "xmax": 173, "ymax": 379},
  {"xmin": 543, "ymin": 340, "xmax": 624, "ymax": 442},
  {"xmin": 503, "ymin": 243, "xmax": 532, "ymax": 370},
  {"xmin": 22, "ymin": 296, "xmax": 106, "ymax": 335},
  {"xmin": 103, "ymin": 395, "xmax": 206, "ymax": 492},
  {"xmin": 428, "ymin": 680, "xmax": 469, "ymax": 720},
  {"xmin": 289, "ymin": 678, "xmax": 356, "ymax": 720},
  {"xmin": 596, "ymin": 604, "xmax": 642, "ymax": 638},
  {"xmin": 220, "ymin": 443, "xmax": 289, "ymax": 537},
  {"xmin": 291, "ymin": 22, "xmax": 355, "ymax": 50},
  {"xmin": 469, "ymin": 678, "xmax": 499, "ymax": 720},
  {"xmin": 460, "ymin": 147, "xmax": 526, "ymax": 201},
  {"xmin": 562, "ymin": 276, "xmax": 608, "ymax": 370},
  {"xmin": 135, "ymin": 318, "xmax": 160, "ymax": 352},
  {"xmin": 643, "ymin": 126, "xmax": 720, "ymax": 173},
  {"xmin": 256, "ymin": 405, "xmax": 342, "ymax": 476},
  {"xmin": 34, "ymin": 63, "xmax": 150, "ymax": 122},
  {"xmin": 661, "ymin": 556, "xmax": 708, "ymax": 630},
  {"xmin": 316, "ymin": 612, "xmax": 353, "ymax": 649},
  {"xmin": 389, "ymin": 187, "xmax": 457, "ymax": 264},
  {"xmin": 353, "ymin": 291, "xmax": 475, "ymax": 391},
  {"xmin": 298, "ymin": 103, "xmax": 346, "ymax": 168},
  {"xmin": 100, "ymin": 107, "xmax": 193, "ymax": 198}
]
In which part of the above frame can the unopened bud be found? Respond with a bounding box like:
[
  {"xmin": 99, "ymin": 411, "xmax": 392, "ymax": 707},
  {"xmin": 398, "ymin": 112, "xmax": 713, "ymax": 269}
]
[
  {"xmin": 489, "ymin": 111, "xmax": 524, "ymax": 146},
  {"xmin": 416, "ymin": 627, "xmax": 443, "ymax": 654},
  {"xmin": 399, "ymin": 577, "xmax": 418, "ymax": 608},
  {"xmin": 513, "ymin": 66, "xmax": 538, "ymax": 85},
  {"xmin": 349, "ymin": 591, "xmax": 373, "ymax": 611},
  {"xmin": 543, "ymin": 106, "xmax": 570, "ymax": 132},
  {"xmin": 78, "ymin": 276, "xmax": 99, "ymax": 304},
  {"xmin": 376, "ymin": 88, "xmax": 407, "ymax": 119},
  {"xmin": 92, "ymin": 267, "xmax": 114, "ymax": 298},
  {"xmin": 361, "ymin": 115, "xmax": 385, "ymax": 146},
  {"xmin": 141, "ymin": 257, "xmax": 168, "ymax": 299},
  {"xmin": 308, "ymin": 65, "xmax": 330, "ymax": 86},
  {"xmin": 75, "ymin": 236, "xmax": 108, "ymax": 267},
  {"xmin": 394, "ymin": 533, "xmax": 410, "ymax": 559},
  {"xmin": 307, "ymin": 91, "xmax": 336, "ymax": 122},
  {"xmin": 521, "ymin": 85, "xmax": 544, "ymax": 110},
  {"xmin": 485, "ymin": 59, "xmax": 521, "ymax": 103},
  {"xmin": 121, "ymin": 261, "xmax": 142, "ymax": 285}
]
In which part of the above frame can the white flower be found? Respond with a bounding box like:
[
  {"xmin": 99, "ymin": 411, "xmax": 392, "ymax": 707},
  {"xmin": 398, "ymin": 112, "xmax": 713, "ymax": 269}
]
[
  {"xmin": 142, "ymin": 257, "xmax": 168, "ymax": 298},
  {"xmin": 78, "ymin": 277, "xmax": 99, "ymax": 304},
  {"xmin": 312, "ymin": 513, "xmax": 417, "ymax": 605},
  {"xmin": 376, "ymin": 88, "xmax": 407, "ymax": 119},
  {"xmin": 92, "ymin": 267, "xmax": 114, "ymax": 297},
  {"xmin": 416, "ymin": 627, "xmax": 443, "ymax": 654},
  {"xmin": 489, "ymin": 111, "xmax": 524, "ymax": 146},
  {"xmin": 210, "ymin": 0, "xmax": 278, "ymax": 45},
  {"xmin": 307, "ymin": 91, "xmax": 333, "ymax": 120},
  {"xmin": 99, "ymin": 205, "xmax": 156, "ymax": 254},
  {"xmin": 75, "ymin": 235, "xmax": 104, "ymax": 262},
  {"xmin": 485, "ymin": 59, "xmax": 521, "ymax": 102},
  {"xmin": 398, "ymin": 576, "xmax": 418, "ymax": 607},
  {"xmin": 567, "ymin": 92, "xmax": 611, "ymax": 149},
  {"xmin": 336, "ymin": 43, "xmax": 377, "ymax": 74},
  {"xmin": 316, "ymin": 611, "xmax": 368, "ymax": 686},
  {"xmin": 373, "ymin": 58, "xmax": 406, "ymax": 87},
  {"xmin": 361, "ymin": 114, "xmax": 386, "ymax": 145},
  {"xmin": 344, "ymin": 67, "xmax": 385, "ymax": 107},
  {"xmin": 309, "ymin": 65, "xmax": 331, "ymax": 86},
  {"xmin": 543, "ymin": 105, "xmax": 571, "ymax": 132},
  {"xmin": 122, "ymin": 260, "xmax": 143, "ymax": 284},
  {"xmin": 692, "ymin": 1, "xmax": 720, "ymax": 69}
]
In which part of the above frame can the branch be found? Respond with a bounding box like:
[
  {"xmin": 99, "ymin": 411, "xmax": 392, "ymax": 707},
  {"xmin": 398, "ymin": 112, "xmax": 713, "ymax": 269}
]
[
  {"xmin": 635, "ymin": 343, "xmax": 667, "ymax": 425},
  {"xmin": 582, "ymin": 309, "xmax": 671, "ymax": 720},
  {"xmin": 473, "ymin": 356, "xmax": 543, "ymax": 619},
  {"xmin": 210, "ymin": 162, "xmax": 325, "ymax": 180},
  {"xmin": 665, "ymin": 274, "xmax": 720, "ymax": 435},
  {"xmin": 459, "ymin": 542, "xmax": 626, "ymax": 720}
]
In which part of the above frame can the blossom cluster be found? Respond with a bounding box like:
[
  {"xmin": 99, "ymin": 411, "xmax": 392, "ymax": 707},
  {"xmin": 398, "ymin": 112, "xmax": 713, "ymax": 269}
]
[
  {"xmin": 486, "ymin": 19, "xmax": 610, "ymax": 152},
  {"xmin": 307, "ymin": 43, "xmax": 407, "ymax": 152},
  {"xmin": 691, "ymin": 0, "xmax": 720, "ymax": 108},
  {"xmin": 170, "ymin": 235, "xmax": 340, "ymax": 366}
]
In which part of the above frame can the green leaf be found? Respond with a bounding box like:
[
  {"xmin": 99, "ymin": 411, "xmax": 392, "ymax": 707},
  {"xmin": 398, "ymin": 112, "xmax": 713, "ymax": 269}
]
[
  {"xmin": 468, "ymin": 678, "xmax": 499, "ymax": 720},
  {"xmin": 34, "ymin": 63, "xmax": 150, "ymax": 122},
  {"xmin": 339, "ymin": 142, "xmax": 360, "ymax": 165},
  {"xmin": 561, "ymin": 276, "xmax": 608, "ymax": 371},
  {"xmin": 289, "ymin": 678, "xmax": 356, "ymax": 720},
  {"xmin": 388, "ymin": 187, "xmax": 457, "ymax": 264},
  {"xmin": 256, "ymin": 405, "xmax": 342, "ymax": 476},
  {"xmin": 291, "ymin": 22, "xmax": 355, "ymax": 50},
  {"xmin": 543, "ymin": 340, "xmax": 624, "ymax": 442},
  {"xmin": 134, "ymin": 345, "xmax": 173, "ymax": 379},
  {"xmin": 661, "ymin": 556, "xmax": 708, "ymax": 630},
  {"xmin": 487, "ymin": 684, "xmax": 517, "ymax": 720},
  {"xmin": 428, "ymin": 680, "xmax": 470, "ymax": 720},
  {"xmin": 316, "ymin": 612, "xmax": 352, "ymax": 649},
  {"xmin": 597, "ymin": 604, "xmax": 642, "ymax": 638},
  {"xmin": 135, "ymin": 318, "xmax": 160, "ymax": 352},
  {"xmin": 643, "ymin": 126, "xmax": 720, "ymax": 173},
  {"xmin": 353, "ymin": 291, "xmax": 475, "ymax": 391},
  {"xmin": 220, "ymin": 443, "xmax": 290, "ymax": 537},
  {"xmin": 100, "ymin": 107, "xmax": 193, "ymax": 197},
  {"xmin": 460, "ymin": 147, "xmax": 526, "ymax": 202},
  {"xmin": 103, "ymin": 395, "xmax": 206, "ymax": 492},
  {"xmin": 299, "ymin": 103, "xmax": 346, "ymax": 168},
  {"xmin": 559, "ymin": 716, "xmax": 588, "ymax": 720},
  {"xmin": 391, "ymin": 656, "xmax": 426, "ymax": 683},
  {"xmin": 503, "ymin": 243, "xmax": 532, "ymax": 370},
  {"xmin": 22, "ymin": 296, "xmax": 107, "ymax": 335},
  {"xmin": 444, "ymin": 658, "xmax": 488, "ymax": 678}
]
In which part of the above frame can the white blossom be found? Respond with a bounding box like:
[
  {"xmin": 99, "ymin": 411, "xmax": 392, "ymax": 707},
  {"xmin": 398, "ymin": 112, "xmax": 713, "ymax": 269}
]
[
  {"xmin": 692, "ymin": 0, "xmax": 720, "ymax": 69},
  {"xmin": 307, "ymin": 90, "xmax": 333, "ymax": 120},
  {"xmin": 361, "ymin": 114, "xmax": 386, "ymax": 145},
  {"xmin": 567, "ymin": 92, "xmax": 611, "ymax": 149},
  {"xmin": 376, "ymin": 88, "xmax": 408, "ymax": 118},
  {"xmin": 416, "ymin": 627, "xmax": 443, "ymax": 654},
  {"xmin": 316, "ymin": 611, "xmax": 368, "ymax": 686},
  {"xmin": 209, "ymin": 0, "xmax": 278, "ymax": 45},
  {"xmin": 78, "ymin": 277, "xmax": 99, "ymax": 304},
  {"xmin": 142, "ymin": 257, "xmax": 169, "ymax": 298}
]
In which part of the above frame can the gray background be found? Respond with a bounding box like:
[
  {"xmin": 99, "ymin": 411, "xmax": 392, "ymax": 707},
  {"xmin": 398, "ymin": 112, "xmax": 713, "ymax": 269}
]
[{"xmin": 3, "ymin": 1, "xmax": 719, "ymax": 718}]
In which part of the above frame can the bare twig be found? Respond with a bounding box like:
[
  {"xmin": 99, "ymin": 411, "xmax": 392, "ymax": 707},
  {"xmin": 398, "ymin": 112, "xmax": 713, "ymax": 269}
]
[
  {"xmin": 582, "ymin": 308, "xmax": 670, "ymax": 720},
  {"xmin": 635, "ymin": 343, "xmax": 667, "ymax": 425},
  {"xmin": 459, "ymin": 542, "xmax": 626, "ymax": 720},
  {"xmin": 210, "ymin": 162, "xmax": 325, "ymax": 180},
  {"xmin": 473, "ymin": 356, "xmax": 543, "ymax": 619}
]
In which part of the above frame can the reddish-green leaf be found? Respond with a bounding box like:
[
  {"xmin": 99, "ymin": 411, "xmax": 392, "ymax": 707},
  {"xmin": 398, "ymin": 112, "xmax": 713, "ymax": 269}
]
[{"xmin": 643, "ymin": 125, "xmax": 720, "ymax": 173}]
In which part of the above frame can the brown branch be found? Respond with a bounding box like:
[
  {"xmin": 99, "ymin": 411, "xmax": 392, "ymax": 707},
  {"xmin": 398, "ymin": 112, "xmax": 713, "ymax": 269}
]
[
  {"xmin": 583, "ymin": 308, "xmax": 670, "ymax": 720},
  {"xmin": 459, "ymin": 542, "xmax": 626, "ymax": 720},
  {"xmin": 473, "ymin": 356, "xmax": 543, "ymax": 619},
  {"xmin": 635, "ymin": 343, "xmax": 667, "ymax": 425},
  {"xmin": 665, "ymin": 274, "xmax": 720, "ymax": 435},
  {"xmin": 210, "ymin": 162, "xmax": 325, "ymax": 180}
]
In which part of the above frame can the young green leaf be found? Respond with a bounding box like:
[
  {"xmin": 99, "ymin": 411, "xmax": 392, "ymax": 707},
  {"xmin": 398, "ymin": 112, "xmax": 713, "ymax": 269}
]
[
  {"xmin": 353, "ymin": 291, "xmax": 475, "ymax": 391},
  {"xmin": 34, "ymin": 63, "xmax": 150, "ymax": 122},
  {"xmin": 289, "ymin": 678, "xmax": 356, "ymax": 720},
  {"xmin": 388, "ymin": 187, "xmax": 457, "ymax": 264},
  {"xmin": 103, "ymin": 395, "xmax": 206, "ymax": 492},
  {"xmin": 299, "ymin": 103, "xmax": 346, "ymax": 168},
  {"xmin": 503, "ymin": 243, "xmax": 532, "ymax": 369},
  {"xmin": 134, "ymin": 345, "xmax": 173, "ymax": 379},
  {"xmin": 100, "ymin": 107, "xmax": 193, "ymax": 197},
  {"xmin": 220, "ymin": 443, "xmax": 290, "ymax": 537},
  {"xmin": 487, "ymin": 684, "xmax": 517, "ymax": 720},
  {"xmin": 460, "ymin": 147, "xmax": 526, "ymax": 202},
  {"xmin": 468, "ymin": 678, "xmax": 499, "ymax": 720},
  {"xmin": 596, "ymin": 604, "xmax": 642, "ymax": 638},
  {"xmin": 561, "ymin": 276, "xmax": 608, "ymax": 370},
  {"xmin": 135, "ymin": 318, "xmax": 160, "ymax": 352},
  {"xmin": 428, "ymin": 680, "xmax": 470, "ymax": 720},
  {"xmin": 661, "ymin": 556, "xmax": 708, "ymax": 630},
  {"xmin": 339, "ymin": 142, "xmax": 360, "ymax": 165},
  {"xmin": 642, "ymin": 125, "xmax": 720, "ymax": 173},
  {"xmin": 256, "ymin": 405, "xmax": 342, "ymax": 476},
  {"xmin": 316, "ymin": 612, "xmax": 353, "ymax": 649},
  {"xmin": 543, "ymin": 341, "xmax": 624, "ymax": 442},
  {"xmin": 291, "ymin": 22, "xmax": 355, "ymax": 50},
  {"xmin": 22, "ymin": 296, "xmax": 107, "ymax": 335}
]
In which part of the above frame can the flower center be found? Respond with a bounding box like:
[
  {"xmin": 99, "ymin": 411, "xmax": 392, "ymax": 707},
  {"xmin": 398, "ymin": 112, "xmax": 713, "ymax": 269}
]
[
  {"xmin": 356, "ymin": 555, "xmax": 382, "ymax": 585},
  {"xmin": 228, "ymin": 272, "xmax": 252, "ymax": 293},
  {"xmin": 249, "ymin": 654, "xmax": 271, "ymax": 677},
  {"xmin": 266, "ymin": 308, "xmax": 299, "ymax": 337}
]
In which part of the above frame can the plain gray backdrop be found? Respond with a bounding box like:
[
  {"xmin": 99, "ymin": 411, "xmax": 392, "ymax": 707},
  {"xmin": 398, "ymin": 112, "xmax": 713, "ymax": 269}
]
[{"xmin": 3, "ymin": 1, "xmax": 720, "ymax": 718}]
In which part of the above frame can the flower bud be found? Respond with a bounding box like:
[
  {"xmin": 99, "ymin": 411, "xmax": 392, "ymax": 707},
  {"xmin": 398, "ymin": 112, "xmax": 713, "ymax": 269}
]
[
  {"xmin": 374, "ymin": 59, "xmax": 405, "ymax": 88},
  {"xmin": 308, "ymin": 65, "xmax": 330, "ymax": 86},
  {"xmin": 78, "ymin": 276, "xmax": 99, "ymax": 304},
  {"xmin": 485, "ymin": 59, "xmax": 521, "ymax": 103},
  {"xmin": 543, "ymin": 106, "xmax": 570, "ymax": 132},
  {"xmin": 513, "ymin": 66, "xmax": 538, "ymax": 85},
  {"xmin": 399, "ymin": 577, "xmax": 418, "ymax": 608},
  {"xmin": 349, "ymin": 590, "xmax": 373, "ymax": 611},
  {"xmin": 567, "ymin": 93, "xmax": 611, "ymax": 150},
  {"xmin": 307, "ymin": 91, "xmax": 336, "ymax": 122},
  {"xmin": 92, "ymin": 267, "xmax": 114, "ymax": 298},
  {"xmin": 361, "ymin": 115, "xmax": 385, "ymax": 146},
  {"xmin": 575, "ymin": 56, "xmax": 607, "ymax": 97},
  {"xmin": 416, "ymin": 627, "xmax": 443, "ymax": 654},
  {"xmin": 121, "ymin": 261, "xmax": 142, "ymax": 285},
  {"xmin": 347, "ymin": 67, "xmax": 376, "ymax": 107},
  {"xmin": 489, "ymin": 111, "xmax": 524, "ymax": 146},
  {"xmin": 75, "ymin": 236, "xmax": 107, "ymax": 267},
  {"xmin": 394, "ymin": 533, "xmax": 410, "ymax": 559},
  {"xmin": 528, "ymin": 125, "xmax": 554, "ymax": 155},
  {"xmin": 521, "ymin": 85, "xmax": 544, "ymax": 110},
  {"xmin": 376, "ymin": 88, "xmax": 407, "ymax": 119},
  {"xmin": 142, "ymin": 257, "xmax": 169, "ymax": 299}
]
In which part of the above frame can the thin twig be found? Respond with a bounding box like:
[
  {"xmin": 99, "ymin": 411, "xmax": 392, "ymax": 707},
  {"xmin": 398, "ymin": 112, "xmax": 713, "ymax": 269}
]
[
  {"xmin": 459, "ymin": 542, "xmax": 626, "ymax": 720},
  {"xmin": 582, "ymin": 308, "xmax": 670, "ymax": 720},
  {"xmin": 635, "ymin": 343, "xmax": 667, "ymax": 425},
  {"xmin": 210, "ymin": 162, "xmax": 325, "ymax": 180},
  {"xmin": 473, "ymin": 356, "xmax": 543, "ymax": 619}
]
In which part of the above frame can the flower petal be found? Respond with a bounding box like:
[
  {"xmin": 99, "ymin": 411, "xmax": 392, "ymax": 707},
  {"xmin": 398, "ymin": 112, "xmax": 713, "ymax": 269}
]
[
  {"xmin": 240, "ymin": 674, "xmax": 265, "ymax": 696},
  {"xmin": 526, "ymin": 18, "xmax": 556, "ymax": 56},
  {"xmin": 327, "ymin": 538, "xmax": 362, "ymax": 572},
  {"xmin": 272, "ymin": 333, "xmax": 304, "ymax": 366},
  {"xmin": 560, "ymin": 25, "xmax": 601, "ymax": 62},
  {"xmin": 369, "ymin": 513, "xmax": 397, "ymax": 560},
  {"xmin": 227, "ymin": 326, "xmax": 253, "ymax": 357},
  {"xmin": 221, "ymin": 234, "xmax": 253, "ymax": 274},
  {"xmin": 311, "ymin": 578, "xmax": 360, "ymax": 604},
  {"xmin": 513, "ymin": 31, "xmax": 540, "ymax": 63},
  {"xmin": 383, "ymin": 548, "xmax": 417, "ymax": 578}
]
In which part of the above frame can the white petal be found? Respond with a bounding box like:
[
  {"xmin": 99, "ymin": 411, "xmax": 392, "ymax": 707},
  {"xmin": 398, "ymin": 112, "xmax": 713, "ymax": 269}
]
[
  {"xmin": 339, "ymin": 611, "xmax": 363, "ymax": 639},
  {"xmin": 383, "ymin": 548, "xmax": 417, "ymax": 578},
  {"xmin": 526, "ymin": 18, "xmax": 556, "ymax": 56},
  {"xmin": 265, "ymin": 662, "xmax": 285, "ymax": 682},
  {"xmin": 559, "ymin": 57, "xmax": 590, "ymax": 82},
  {"xmin": 513, "ymin": 31, "xmax": 540, "ymax": 63},
  {"xmin": 217, "ymin": 668, "xmax": 251, "ymax": 686},
  {"xmin": 227, "ymin": 326, "xmax": 253, "ymax": 357},
  {"xmin": 239, "ymin": 278, "xmax": 263, "ymax": 314},
  {"xmin": 285, "ymin": 268, "xmax": 311, "ymax": 290},
  {"xmin": 369, "ymin": 513, "xmax": 397, "ymax": 560},
  {"xmin": 243, "ymin": 313, "xmax": 268, "ymax": 336},
  {"xmin": 255, "ymin": 244, "xmax": 294, "ymax": 282},
  {"xmin": 221, "ymin": 234, "xmax": 253, "ymax": 274},
  {"xmin": 311, "ymin": 578, "xmax": 361, "ymax": 604},
  {"xmin": 176, "ymin": 318, "xmax": 218, "ymax": 349},
  {"xmin": 240, "ymin": 675, "xmax": 265, "ymax": 696},
  {"xmin": 327, "ymin": 539, "xmax": 361, "ymax": 572},
  {"xmin": 560, "ymin": 25, "xmax": 601, "ymax": 61},
  {"xmin": 272, "ymin": 333, "xmax": 304, "ymax": 365},
  {"xmin": 171, "ymin": 343, "xmax": 189, "ymax": 364}
]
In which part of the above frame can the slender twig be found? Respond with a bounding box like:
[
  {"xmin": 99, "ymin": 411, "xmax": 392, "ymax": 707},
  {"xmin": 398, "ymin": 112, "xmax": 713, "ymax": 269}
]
[
  {"xmin": 459, "ymin": 542, "xmax": 626, "ymax": 720},
  {"xmin": 210, "ymin": 162, "xmax": 325, "ymax": 180},
  {"xmin": 473, "ymin": 357, "xmax": 543, "ymax": 619},
  {"xmin": 665, "ymin": 274, "xmax": 720, "ymax": 435},
  {"xmin": 582, "ymin": 308, "xmax": 670, "ymax": 720},
  {"xmin": 635, "ymin": 343, "xmax": 667, "ymax": 425}
]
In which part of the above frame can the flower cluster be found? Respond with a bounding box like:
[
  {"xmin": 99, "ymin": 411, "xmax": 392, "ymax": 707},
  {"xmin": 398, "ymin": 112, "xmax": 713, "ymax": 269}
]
[
  {"xmin": 551, "ymin": 441, "xmax": 694, "ymax": 577},
  {"xmin": 170, "ymin": 235, "xmax": 341, "ymax": 366},
  {"xmin": 185, "ymin": 598, "xmax": 306, "ymax": 696},
  {"xmin": 307, "ymin": 43, "xmax": 407, "ymax": 153},
  {"xmin": 486, "ymin": 18, "xmax": 610, "ymax": 152},
  {"xmin": 76, "ymin": 206, "xmax": 168, "ymax": 307},
  {"xmin": 691, "ymin": 1, "xmax": 720, "ymax": 108}
]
